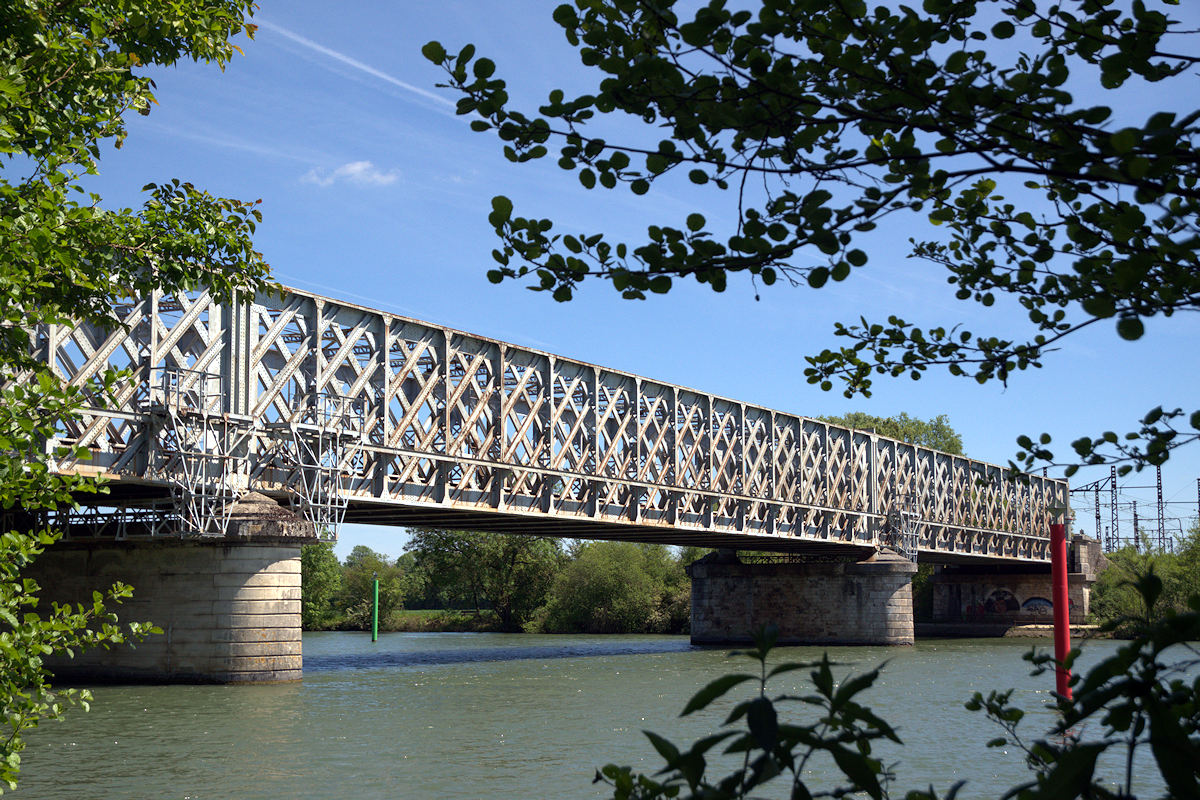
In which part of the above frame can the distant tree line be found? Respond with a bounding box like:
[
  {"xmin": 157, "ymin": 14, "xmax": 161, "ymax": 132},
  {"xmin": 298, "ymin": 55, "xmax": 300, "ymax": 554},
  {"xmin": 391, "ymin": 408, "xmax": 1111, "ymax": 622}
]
[{"xmin": 300, "ymin": 533, "xmax": 710, "ymax": 634}]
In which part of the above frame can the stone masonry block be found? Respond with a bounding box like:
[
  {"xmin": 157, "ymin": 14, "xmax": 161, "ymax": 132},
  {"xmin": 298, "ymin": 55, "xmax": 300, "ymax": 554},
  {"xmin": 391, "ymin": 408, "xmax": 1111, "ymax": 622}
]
[
  {"xmin": 216, "ymin": 553, "xmax": 300, "ymax": 573},
  {"xmin": 212, "ymin": 571, "xmax": 301, "ymax": 589},
  {"xmin": 212, "ymin": 626, "xmax": 301, "ymax": 643},
  {"xmin": 214, "ymin": 585, "xmax": 302, "ymax": 602},
  {"xmin": 219, "ymin": 599, "xmax": 300, "ymax": 615},
  {"xmin": 224, "ymin": 612, "xmax": 302, "ymax": 629},
  {"xmin": 223, "ymin": 654, "xmax": 303, "ymax": 672},
  {"xmin": 228, "ymin": 640, "xmax": 302, "ymax": 657}
]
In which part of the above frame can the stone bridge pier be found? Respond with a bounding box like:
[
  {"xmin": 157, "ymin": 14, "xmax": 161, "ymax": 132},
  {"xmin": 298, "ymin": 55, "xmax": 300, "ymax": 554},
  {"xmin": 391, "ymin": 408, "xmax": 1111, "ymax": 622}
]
[
  {"xmin": 924, "ymin": 535, "xmax": 1106, "ymax": 635},
  {"xmin": 687, "ymin": 549, "xmax": 918, "ymax": 646},
  {"xmin": 24, "ymin": 494, "xmax": 316, "ymax": 683}
]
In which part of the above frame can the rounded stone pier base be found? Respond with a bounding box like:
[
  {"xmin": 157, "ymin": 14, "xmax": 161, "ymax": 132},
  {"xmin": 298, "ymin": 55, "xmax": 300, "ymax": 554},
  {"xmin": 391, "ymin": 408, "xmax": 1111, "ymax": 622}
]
[
  {"xmin": 29, "ymin": 540, "xmax": 303, "ymax": 683},
  {"xmin": 23, "ymin": 493, "xmax": 315, "ymax": 683},
  {"xmin": 688, "ymin": 550, "xmax": 917, "ymax": 646}
]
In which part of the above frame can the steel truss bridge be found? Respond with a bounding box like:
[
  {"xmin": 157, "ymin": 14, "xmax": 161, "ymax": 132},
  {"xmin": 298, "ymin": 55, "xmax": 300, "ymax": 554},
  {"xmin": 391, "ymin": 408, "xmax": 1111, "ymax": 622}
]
[{"xmin": 21, "ymin": 286, "xmax": 1066, "ymax": 563}]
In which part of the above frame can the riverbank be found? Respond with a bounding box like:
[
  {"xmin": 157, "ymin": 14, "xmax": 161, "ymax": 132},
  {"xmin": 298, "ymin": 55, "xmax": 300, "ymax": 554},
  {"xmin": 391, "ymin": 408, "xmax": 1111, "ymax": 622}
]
[
  {"xmin": 309, "ymin": 609, "xmax": 508, "ymax": 634},
  {"xmin": 389, "ymin": 609, "xmax": 504, "ymax": 632},
  {"xmin": 916, "ymin": 621, "xmax": 1111, "ymax": 639},
  {"xmin": 330, "ymin": 615, "xmax": 1114, "ymax": 639}
]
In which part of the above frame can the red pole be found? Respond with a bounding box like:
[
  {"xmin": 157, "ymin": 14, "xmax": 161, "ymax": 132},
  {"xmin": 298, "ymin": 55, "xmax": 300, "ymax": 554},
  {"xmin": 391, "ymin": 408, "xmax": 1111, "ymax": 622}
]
[{"xmin": 1050, "ymin": 521, "xmax": 1072, "ymax": 699}]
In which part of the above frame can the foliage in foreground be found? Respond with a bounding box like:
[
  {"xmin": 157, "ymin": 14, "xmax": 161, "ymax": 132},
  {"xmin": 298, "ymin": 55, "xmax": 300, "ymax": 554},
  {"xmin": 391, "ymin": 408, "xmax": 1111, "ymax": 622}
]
[
  {"xmin": 425, "ymin": 0, "xmax": 1200, "ymax": 475},
  {"xmin": 0, "ymin": 528, "xmax": 158, "ymax": 792},
  {"xmin": 598, "ymin": 577, "xmax": 1200, "ymax": 799},
  {"xmin": 0, "ymin": 1, "xmax": 268, "ymax": 791}
]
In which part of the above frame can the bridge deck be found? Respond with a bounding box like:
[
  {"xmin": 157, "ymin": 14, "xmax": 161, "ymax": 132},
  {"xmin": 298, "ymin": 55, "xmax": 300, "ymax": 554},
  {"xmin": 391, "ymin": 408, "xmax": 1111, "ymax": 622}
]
[{"xmin": 25, "ymin": 286, "xmax": 1066, "ymax": 564}]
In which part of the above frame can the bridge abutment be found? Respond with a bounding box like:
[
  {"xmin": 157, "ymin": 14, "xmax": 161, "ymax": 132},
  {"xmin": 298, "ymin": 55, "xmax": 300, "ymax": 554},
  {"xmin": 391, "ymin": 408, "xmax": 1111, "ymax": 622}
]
[
  {"xmin": 26, "ymin": 494, "xmax": 315, "ymax": 683},
  {"xmin": 924, "ymin": 536, "xmax": 1105, "ymax": 635},
  {"xmin": 687, "ymin": 550, "xmax": 918, "ymax": 646}
]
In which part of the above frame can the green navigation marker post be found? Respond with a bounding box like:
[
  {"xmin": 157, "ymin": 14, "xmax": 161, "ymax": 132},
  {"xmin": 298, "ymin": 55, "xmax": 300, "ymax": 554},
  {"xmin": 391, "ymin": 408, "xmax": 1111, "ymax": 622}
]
[{"xmin": 372, "ymin": 572, "xmax": 379, "ymax": 643}]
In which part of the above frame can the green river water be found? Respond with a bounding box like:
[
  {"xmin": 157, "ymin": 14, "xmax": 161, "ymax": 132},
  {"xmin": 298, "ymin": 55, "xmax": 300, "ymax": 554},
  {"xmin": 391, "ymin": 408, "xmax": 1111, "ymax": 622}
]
[{"xmin": 12, "ymin": 634, "xmax": 1177, "ymax": 799}]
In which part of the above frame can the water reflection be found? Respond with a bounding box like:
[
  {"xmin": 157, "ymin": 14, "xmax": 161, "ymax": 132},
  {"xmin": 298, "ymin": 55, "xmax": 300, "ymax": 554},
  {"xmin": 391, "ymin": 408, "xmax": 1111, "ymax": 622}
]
[{"xmin": 304, "ymin": 634, "xmax": 695, "ymax": 672}]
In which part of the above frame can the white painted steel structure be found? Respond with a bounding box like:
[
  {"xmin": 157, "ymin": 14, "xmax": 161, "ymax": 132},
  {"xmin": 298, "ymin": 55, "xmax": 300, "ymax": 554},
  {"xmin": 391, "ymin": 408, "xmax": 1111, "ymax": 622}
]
[{"xmin": 27, "ymin": 286, "xmax": 1066, "ymax": 562}]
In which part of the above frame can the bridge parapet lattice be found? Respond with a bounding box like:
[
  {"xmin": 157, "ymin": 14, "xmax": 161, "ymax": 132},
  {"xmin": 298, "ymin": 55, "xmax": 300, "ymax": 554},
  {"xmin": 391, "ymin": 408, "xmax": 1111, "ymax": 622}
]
[{"xmin": 22, "ymin": 286, "xmax": 1066, "ymax": 562}]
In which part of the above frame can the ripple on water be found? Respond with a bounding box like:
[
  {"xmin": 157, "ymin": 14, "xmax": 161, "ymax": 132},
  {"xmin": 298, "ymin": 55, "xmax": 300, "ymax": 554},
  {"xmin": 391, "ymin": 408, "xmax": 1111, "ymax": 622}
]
[{"xmin": 15, "ymin": 635, "xmax": 1183, "ymax": 800}]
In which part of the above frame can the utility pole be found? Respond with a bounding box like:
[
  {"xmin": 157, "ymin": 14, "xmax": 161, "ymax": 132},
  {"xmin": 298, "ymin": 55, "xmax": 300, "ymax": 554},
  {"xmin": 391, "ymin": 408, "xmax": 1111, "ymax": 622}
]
[
  {"xmin": 1133, "ymin": 502, "xmax": 1140, "ymax": 551},
  {"xmin": 1156, "ymin": 465, "xmax": 1166, "ymax": 551},
  {"xmin": 1111, "ymin": 466, "xmax": 1119, "ymax": 550}
]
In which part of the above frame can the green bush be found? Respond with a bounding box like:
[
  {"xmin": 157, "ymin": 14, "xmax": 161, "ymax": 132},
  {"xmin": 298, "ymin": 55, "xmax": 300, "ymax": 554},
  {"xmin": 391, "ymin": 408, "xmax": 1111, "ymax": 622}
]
[
  {"xmin": 300, "ymin": 543, "xmax": 343, "ymax": 629},
  {"xmin": 1091, "ymin": 526, "xmax": 1200, "ymax": 631},
  {"xmin": 538, "ymin": 542, "xmax": 689, "ymax": 634}
]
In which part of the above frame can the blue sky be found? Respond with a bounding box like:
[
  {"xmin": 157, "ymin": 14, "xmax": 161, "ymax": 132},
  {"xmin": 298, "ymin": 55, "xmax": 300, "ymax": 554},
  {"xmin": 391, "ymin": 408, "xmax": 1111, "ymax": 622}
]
[{"xmin": 86, "ymin": 1, "xmax": 1200, "ymax": 559}]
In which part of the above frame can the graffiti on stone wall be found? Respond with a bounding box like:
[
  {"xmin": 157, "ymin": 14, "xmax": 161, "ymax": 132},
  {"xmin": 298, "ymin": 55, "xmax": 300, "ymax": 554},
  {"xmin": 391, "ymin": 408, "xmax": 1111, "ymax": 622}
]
[
  {"xmin": 961, "ymin": 591, "xmax": 1076, "ymax": 619},
  {"xmin": 983, "ymin": 588, "xmax": 1018, "ymax": 614},
  {"xmin": 939, "ymin": 574, "xmax": 1088, "ymax": 623},
  {"xmin": 1021, "ymin": 597, "xmax": 1053, "ymax": 616},
  {"xmin": 962, "ymin": 588, "xmax": 1020, "ymax": 617}
]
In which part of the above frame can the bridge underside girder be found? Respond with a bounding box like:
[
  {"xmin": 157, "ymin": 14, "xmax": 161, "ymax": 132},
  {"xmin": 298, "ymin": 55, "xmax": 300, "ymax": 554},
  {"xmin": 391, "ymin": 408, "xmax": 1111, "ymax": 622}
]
[
  {"xmin": 60, "ymin": 480, "xmax": 1038, "ymax": 566},
  {"xmin": 343, "ymin": 502, "xmax": 874, "ymax": 559},
  {"xmin": 339, "ymin": 503, "xmax": 1034, "ymax": 565}
]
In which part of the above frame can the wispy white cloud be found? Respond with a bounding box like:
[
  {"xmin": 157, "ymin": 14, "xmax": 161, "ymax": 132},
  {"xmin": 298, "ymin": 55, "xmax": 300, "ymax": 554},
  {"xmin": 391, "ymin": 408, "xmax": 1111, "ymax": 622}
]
[
  {"xmin": 138, "ymin": 119, "xmax": 320, "ymax": 164},
  {"xmin": 256, "ymin": 19, "xmax": 455, "ymax": 111},
  {"xmin": 302, "ymin": 160, "xmax": 399, "ymax": 187}
]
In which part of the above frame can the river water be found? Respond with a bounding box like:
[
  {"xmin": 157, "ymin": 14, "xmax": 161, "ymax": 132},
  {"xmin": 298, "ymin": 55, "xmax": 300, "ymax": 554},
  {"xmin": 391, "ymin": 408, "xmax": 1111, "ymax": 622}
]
[{"xmin": 14, "ymin": 634, "xmax": 1177, "ymax": 799}]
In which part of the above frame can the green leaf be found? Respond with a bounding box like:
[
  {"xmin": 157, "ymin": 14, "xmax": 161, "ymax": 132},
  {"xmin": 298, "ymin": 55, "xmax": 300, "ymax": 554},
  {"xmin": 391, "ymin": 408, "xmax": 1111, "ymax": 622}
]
[
  {"xmin": 489, "ymin": 195, "xmax": 514, "ymax": 225},
  {"xmin": 746, "ymin": 697, "xmax": 778, "ymax": 750},
  {"xmin": 421, "ymin": 41, "xmax": 446, "ymax": 63},
  {"xmin": 681, "ymin": 674, "xmax": 755, "ymax": 716},
  {"xmin": 1147, "ymin": 703, "xmax": 1200, "ymax": 797},
  {"xmin": 643, "ymin": 730, "xmax": 680, "ymax": 764},
  {"xmin": 1033, "ymin": 743, "xmax": 1106, "ymax": 798},
  {"xmin": 1116, "ymin": 317, "xmax": 1144, "ymax": 341},
  {"xmin": 991, "ymin": 21, "xmax": 1015, "ymax": 38},
  {"xmin": 472, "ymin": 58, "xmax": 495, "ymax": 79},
  {"xmin": 831, "ymin": 745, "xmax": 883, "ymax": 800},
  {"xmin": 1110, "ymin": 129, "xmax": 1138, "ymax": 154}
]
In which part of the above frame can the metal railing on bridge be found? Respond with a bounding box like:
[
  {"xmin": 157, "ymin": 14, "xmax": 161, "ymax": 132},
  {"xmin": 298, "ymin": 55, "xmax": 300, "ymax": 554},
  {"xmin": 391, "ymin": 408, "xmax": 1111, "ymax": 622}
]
[{"xmin": 16, "ymin": 286, "xmax": 1067, "ymax": 562}]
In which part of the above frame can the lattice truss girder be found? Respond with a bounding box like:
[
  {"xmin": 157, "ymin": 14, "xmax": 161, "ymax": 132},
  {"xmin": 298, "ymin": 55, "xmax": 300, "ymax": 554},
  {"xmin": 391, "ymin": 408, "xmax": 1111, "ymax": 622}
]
[{"xmin": 20, "ymin": 286, "xmax": 1066, "ymax": 559}]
